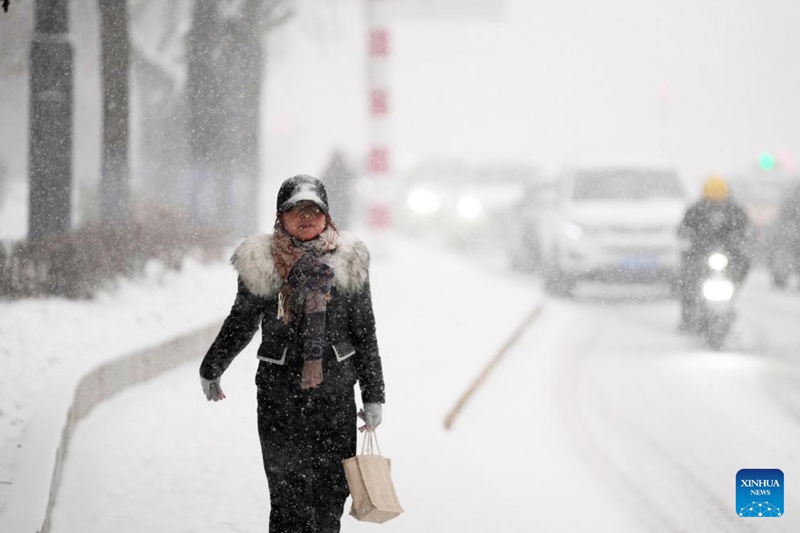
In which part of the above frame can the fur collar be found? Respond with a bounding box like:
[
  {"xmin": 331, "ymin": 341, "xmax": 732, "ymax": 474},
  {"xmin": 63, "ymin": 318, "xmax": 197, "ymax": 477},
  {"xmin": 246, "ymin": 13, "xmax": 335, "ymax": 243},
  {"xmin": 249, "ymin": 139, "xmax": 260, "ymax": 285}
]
[{"xmin": 231, "ymin": 231, "xmax": 370, "ymax": 297}]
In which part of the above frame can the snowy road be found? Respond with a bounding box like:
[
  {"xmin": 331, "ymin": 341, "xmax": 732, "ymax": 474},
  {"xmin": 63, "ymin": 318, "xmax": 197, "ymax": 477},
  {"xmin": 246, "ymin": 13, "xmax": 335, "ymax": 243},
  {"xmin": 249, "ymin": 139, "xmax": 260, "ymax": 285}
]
[{"xmin": 50, "ymin": 240, "xmax": 800, "ymax": 532}]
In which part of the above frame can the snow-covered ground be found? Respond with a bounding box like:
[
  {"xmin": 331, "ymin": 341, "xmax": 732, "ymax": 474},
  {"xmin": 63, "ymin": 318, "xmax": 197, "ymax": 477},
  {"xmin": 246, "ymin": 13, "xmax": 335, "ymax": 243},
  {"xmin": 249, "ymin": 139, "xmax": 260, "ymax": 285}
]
[
  {"xmin": 23, "ymin": 234, "xmax": 800, "ymax": 533},
  {"xmin": 4, "ymin": 172, "xmax": 800, "ymax": 532},
  {"xmin": 5, "ymin": 0, "xmax": 800, "ymax": 528},
  {"xmin": 0, "ymin": 235, "xmax": 236, "ymax": 517}
]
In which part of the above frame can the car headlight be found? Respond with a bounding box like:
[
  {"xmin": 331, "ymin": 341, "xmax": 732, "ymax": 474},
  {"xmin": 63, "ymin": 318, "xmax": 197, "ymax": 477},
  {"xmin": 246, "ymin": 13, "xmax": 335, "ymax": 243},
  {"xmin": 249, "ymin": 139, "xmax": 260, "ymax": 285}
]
[
  {"xmin": 702, "ymin": 279, "xmax": 734, "ymax": 301},
  {"xmin": 457, "ymin": 195, "xmax": 482, "ymax": 220},
  {"xmin": 562, "ymin": 221, "xmax": 584, "ymax": 240},
  {"xmin": 407, "ymin": 188, "xmax": 440, "ymax": 215},
  {"xmin": 707, "ymin": 253, "xmax": 729, "ymax": 271}
]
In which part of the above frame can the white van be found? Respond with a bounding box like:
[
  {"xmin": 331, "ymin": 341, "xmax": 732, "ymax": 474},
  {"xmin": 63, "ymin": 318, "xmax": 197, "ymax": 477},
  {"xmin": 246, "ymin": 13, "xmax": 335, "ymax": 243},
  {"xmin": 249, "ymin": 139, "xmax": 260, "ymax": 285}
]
[{"xmin": 540, "ymin": 167, "xmax": 689, "ymax": 295}]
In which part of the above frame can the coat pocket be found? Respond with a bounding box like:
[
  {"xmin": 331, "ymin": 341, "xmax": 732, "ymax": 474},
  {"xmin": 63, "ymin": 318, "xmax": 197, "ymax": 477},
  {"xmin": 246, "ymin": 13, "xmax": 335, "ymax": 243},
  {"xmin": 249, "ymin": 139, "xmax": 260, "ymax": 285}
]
[
  {"xmin": 332, "ymin": 341, "xmax": 356, "ymax": 362},
  {"xmin": 257, "ymin": 346, "xmax": 288, "ymax": 365}
]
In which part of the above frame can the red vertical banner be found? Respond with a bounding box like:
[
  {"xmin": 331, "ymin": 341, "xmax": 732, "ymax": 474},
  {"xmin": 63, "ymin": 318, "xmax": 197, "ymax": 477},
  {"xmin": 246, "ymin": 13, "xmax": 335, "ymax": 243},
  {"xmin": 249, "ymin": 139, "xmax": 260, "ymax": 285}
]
[
  {"xmin": 369, "ymin": 28, "xmax": 389, "ymax": 57},
  {"xmin": 368, "ymin": 203, "xmax": 392, "ymax": 228},
  {"xmin": 370, "ymin": 89, "xmax": 388, "ymax": 116},
  {"xmin": 368, "ymin": 147, "xmax": 389, "ymax": 174},
  {"xmin": 365, "ymin": 4, "xmax": 392, "ymax": 235}
]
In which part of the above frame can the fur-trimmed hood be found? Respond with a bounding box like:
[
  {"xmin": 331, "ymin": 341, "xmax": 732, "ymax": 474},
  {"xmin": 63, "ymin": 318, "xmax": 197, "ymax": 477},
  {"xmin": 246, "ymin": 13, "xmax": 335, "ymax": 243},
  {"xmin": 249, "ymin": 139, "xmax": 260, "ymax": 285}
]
[{"xmin": 230, "ymin": 231, "xmax": 370, "ymax": 298}]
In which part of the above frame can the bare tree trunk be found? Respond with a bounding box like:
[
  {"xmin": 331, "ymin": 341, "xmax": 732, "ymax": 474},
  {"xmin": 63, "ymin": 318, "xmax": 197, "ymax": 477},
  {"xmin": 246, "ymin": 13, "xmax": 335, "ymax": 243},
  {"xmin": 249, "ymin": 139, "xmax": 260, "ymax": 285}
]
[
  {"xmin": 221, "ymin": 0, "xmax": 263, "ymax": 235},
  {"xmin": 28, "ymin": 0, "xmax": 73, "ymax": 242},
  {"xmin": 186, "ymin": 0, "xmax": 226, "ymax": 229},
  {"xmin": 99, "ymin": 0, "xmax": 131, "ymax": 226},
  {"xmin": 186, "ymin": 0, "xmax": 292, "ymax": 235}
]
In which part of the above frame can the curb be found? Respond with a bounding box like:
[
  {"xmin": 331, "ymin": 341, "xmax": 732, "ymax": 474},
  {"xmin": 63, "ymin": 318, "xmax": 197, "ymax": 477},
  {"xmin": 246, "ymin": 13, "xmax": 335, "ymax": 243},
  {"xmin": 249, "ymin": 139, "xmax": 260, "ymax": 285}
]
[{"xmin": 0, "ymin": 321, "xmax": 222, "ymax": 533}]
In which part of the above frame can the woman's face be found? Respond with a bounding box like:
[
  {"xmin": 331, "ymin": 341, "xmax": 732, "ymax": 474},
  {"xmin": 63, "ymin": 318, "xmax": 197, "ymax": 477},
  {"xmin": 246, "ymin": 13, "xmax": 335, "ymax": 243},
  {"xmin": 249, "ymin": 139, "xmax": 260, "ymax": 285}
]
[{"xmin": 280, "ymin": 201, "xmax": 328, "ymax": 241}]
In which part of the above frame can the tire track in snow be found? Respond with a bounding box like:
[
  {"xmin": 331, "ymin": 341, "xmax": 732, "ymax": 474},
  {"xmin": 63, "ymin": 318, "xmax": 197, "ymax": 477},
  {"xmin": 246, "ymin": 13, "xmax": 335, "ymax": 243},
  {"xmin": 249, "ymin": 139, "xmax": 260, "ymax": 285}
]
[
  {"xmin": 552, "ymin": 308, "xmax": 684, "ymax": 533},
  {"xmin": 613, "ymin": 290, "xmax": 800, "ymax": 529},
  {"xmin": 553, "ymin": 300, "xmax": 759, "ymax": 533},
  {"xmin": 738, "ymin": 297, "xmax": 800, "ymax": 431}
]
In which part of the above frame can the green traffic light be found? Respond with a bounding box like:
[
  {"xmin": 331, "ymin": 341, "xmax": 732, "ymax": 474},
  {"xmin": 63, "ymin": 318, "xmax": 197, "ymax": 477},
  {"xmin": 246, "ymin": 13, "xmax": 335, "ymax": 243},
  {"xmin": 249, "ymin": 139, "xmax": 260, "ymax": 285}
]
[{"xmin": 758, "ymin": 152, "xmax": 776, "ymax": 171}]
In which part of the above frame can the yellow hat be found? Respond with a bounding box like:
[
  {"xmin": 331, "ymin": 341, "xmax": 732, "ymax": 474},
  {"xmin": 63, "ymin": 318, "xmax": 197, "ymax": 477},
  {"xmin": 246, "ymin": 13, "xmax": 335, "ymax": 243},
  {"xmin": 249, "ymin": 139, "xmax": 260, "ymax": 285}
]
[{"xmin": 703, "ymin": 176, "xmax": 729, "ymax": 201}]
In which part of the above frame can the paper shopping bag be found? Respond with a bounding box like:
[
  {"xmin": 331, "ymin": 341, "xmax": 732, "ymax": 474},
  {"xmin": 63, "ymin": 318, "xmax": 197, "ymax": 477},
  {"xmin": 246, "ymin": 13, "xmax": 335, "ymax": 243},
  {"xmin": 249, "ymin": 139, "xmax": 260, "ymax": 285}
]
[{"xmin": 342, "ymin": 429, "xmax": 404, "ymax": 523}]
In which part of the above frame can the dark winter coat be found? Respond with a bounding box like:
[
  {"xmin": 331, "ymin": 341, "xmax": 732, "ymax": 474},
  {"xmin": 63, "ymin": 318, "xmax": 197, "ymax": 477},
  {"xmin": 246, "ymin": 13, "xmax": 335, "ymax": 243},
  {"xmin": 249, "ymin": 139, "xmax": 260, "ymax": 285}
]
[
  {"xmin": 679, "ymin": 198, "xmax": 750, "ymax": 254},
  {"xmin": 199, "ymin": 231, "xmax": 385, "ymax": 404},
  {"xmin": 678, "ymin": 198, "xmax": 752, "ymax": 288}
]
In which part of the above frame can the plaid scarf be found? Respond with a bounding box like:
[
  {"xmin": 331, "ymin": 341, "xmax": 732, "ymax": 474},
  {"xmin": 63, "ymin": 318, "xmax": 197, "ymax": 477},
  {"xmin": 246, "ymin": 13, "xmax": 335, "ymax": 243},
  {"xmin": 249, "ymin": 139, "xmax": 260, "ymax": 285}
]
[{"xmin": 271, "ymin": 221, "xmax": 339, "ymax": 389}]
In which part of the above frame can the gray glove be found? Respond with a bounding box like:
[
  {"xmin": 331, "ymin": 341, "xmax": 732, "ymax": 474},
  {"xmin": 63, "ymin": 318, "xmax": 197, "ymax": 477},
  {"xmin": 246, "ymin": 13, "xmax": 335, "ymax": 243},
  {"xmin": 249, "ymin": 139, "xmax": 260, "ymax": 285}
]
[
  {"xmin": 201, "ymin": 376, "xmax": 226, "ymax": 401},
  {"xmin": 363, "ymin": 402, "xmax": 382, "ymax": 429}
]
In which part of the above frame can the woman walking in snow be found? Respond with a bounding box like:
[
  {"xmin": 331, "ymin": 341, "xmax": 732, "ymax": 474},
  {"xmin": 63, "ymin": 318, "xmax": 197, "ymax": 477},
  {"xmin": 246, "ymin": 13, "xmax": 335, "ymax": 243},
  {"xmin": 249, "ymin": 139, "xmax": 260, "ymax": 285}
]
[{"xmin": 199, "ymin": 174, "xmax": 386, "ymax": 533}]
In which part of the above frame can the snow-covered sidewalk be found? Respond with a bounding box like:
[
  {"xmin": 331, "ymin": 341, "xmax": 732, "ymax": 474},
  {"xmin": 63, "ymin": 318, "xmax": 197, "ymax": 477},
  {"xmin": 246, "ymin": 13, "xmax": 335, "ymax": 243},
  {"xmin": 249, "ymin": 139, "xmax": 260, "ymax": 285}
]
[
  {"xmin": 43, "ymin": 237, "xmax": 554, "ymax": 532},
  {"xmin": 0, "ymin": 254, "xmax": 237, "ymax": 516},
  {"xmin": 0, "ymin": 231, "xmax": 545, "ymax": 531}
]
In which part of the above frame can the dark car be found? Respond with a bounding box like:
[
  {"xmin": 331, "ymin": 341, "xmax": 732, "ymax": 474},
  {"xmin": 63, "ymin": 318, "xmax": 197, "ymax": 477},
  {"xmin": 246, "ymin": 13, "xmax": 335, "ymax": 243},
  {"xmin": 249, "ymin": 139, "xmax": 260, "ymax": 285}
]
[{"xmin": 766, "ymin": 183, "xmax": 800, "ymax": 288}]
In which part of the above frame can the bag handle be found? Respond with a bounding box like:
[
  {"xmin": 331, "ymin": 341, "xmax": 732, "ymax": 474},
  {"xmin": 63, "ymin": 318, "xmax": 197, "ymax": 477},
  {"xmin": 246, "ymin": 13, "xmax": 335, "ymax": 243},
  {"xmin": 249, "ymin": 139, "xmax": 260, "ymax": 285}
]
[{"xmin": 360, "ymin": 428, "xmax": 382, "ymax": 456}]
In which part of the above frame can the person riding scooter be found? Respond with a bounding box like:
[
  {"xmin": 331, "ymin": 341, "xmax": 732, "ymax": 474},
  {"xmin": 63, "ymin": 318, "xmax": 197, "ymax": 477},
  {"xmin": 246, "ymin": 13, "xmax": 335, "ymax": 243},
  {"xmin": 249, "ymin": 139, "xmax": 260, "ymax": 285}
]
[{"xmin": 677, "ymin": 176, "xmax": 751, "ymax": 332}]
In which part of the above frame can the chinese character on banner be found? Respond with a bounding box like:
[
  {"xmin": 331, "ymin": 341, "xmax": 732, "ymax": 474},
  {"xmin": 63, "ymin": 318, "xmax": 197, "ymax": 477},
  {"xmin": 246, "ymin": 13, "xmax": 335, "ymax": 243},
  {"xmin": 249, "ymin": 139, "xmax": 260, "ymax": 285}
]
[
  {"xmin": 368, "ymin": 203, "xmax": 391, "ymax": 229},
  {"xmin": 369, "ymin": 147, "xmax": 388, "ymax": 174},
  {"xmin": 370, "ymin": 89, "xmax": 388, "ymax": 116},
  {"xmin": 369, "ymin": 29, "xmax": 389, "ymax": 56}
]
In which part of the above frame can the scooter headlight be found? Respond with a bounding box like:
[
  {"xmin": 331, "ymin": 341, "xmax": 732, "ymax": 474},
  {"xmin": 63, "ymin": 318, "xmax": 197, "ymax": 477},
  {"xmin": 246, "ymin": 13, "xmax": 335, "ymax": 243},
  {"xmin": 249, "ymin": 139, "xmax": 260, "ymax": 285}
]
[
  {"xmin": 707, "ymin": 253, "xmax": 729, "ymax": 271},
  {"xmin": 702, "ymin": 279, "xmax": 734, "ymax": 301}
]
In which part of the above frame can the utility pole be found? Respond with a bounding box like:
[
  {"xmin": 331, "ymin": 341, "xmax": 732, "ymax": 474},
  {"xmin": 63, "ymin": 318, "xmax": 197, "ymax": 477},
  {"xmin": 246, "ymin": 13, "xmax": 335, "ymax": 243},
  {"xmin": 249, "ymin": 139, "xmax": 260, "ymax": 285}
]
[
  {"xmin": 362, "ymin": 0, "xmax": 392, "ymax": 251},
  {"xmin": 28, "ymin": 0, "xmax": 73, "ymax": 242}
]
